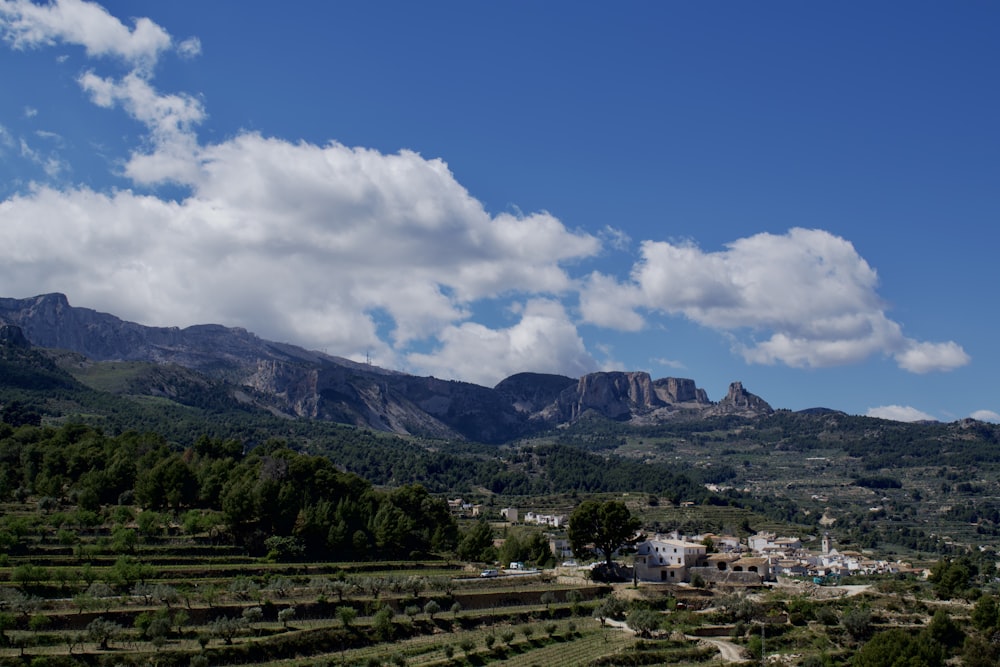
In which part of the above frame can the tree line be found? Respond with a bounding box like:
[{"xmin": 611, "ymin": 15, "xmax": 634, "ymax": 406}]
[{"xmin": 0, "ymin": 422, "xmax": 457, "ymax": 560}]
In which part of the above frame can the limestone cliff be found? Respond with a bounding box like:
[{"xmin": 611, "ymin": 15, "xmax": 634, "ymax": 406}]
[{"xmin": 1, "ymin": 293, "xmax": 776, "ymax": 441}]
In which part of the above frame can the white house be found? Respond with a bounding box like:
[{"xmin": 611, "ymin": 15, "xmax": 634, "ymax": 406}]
[
  {"xmin": 524, "ymin": 511, "xmax": 567, "ymax": 527},
  {"xmin": 634, "ymin": 538, "xmax": 707, "ymax": 583},
  {"xmin": 748, "ymin": 531, "xmax": 802, "ymax": 554}
]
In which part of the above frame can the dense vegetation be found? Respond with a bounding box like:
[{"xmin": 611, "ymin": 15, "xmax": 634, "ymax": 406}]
[{"xmin": 0, "ymin": 422, "xmax": 460, "ymax": 561}]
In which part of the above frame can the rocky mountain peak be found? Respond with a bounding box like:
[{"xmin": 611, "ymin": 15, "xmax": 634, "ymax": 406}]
[{"xmin": 707, "ymin": 381, "xmax": 773, "ymax": 417}]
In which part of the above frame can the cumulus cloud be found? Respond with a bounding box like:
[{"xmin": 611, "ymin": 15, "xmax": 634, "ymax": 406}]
[
  {"xmin": 0, "ymin": 0, "xmax": 171, "ymax": 68},
  {"xmin": 0, "ymin": 133, "xmax": 600, "ymax": 371},
  {"xmin": 580, "ymin": 228, "xmax": 969, "ymax": 373},
  {"xmin": 866, "ymin": 405, "xmax": 937, "ymax": 422},
  {"xmin": 971, "ymin": 410, "xmax": 1000, "ymax": 423},
  {"xmin": 0, "ymin": 0, "xmax": 971, "ymax": 387},
  {"xmin": 77, "ymin": 69, "xmax": 205, "ymax": 184},
  {"xmin": 0, "ymin": 1, "xmax": 603, "ymax": 381},
  {"xmin": 579, "ymin": 272, "xmax": 645, "ymax": 331},
  {"xmin": 895, "ymin": 340, "xmax": 971, "ymax": 374},
  {"xmin": 406, "ymin": 299, "xmax": 597, "ymax": 386}
]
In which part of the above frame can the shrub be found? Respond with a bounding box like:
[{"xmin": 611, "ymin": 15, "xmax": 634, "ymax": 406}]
[
  {"xmin": 336, "ymin": 606, "xmax": 357, "ymax": 629},
  {"xmin": 841, "ymin": 606, "xmax": 872, "ymax": 641},
  {"xmin": 373, "ymin": 606, "xmax": 394, "ymax": 640},
  {"xmin": 86, "ymin": 617, "xmax": 122, "ymax": 650},
  {"xmin": 815, "ymin": 605, "xmax": 839, "ymax": 626},
  {"xmin": 627, "ymin": 608, "xmax": 660, "ymax": 638}
]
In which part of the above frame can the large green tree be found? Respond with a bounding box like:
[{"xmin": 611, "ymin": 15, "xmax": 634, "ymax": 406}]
[{"xmin": 567, "ymin": 499, "xmax": 642, "ymax": 566}]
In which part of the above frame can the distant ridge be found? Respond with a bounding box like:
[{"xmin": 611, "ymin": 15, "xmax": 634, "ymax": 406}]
[
  {"xmin": 1, "ymin": 293, "xmax": 774, "ymax": 442},
  {"xmin": 796, "ymin": 407, "xmax": 846, "ymax": 416}
]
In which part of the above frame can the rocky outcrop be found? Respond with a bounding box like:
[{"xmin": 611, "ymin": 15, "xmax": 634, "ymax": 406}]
[
  {"xmin": 547, "ymin": 372, "xmax": 663, "ymax": 422},
  {"xmin": 0, "ymin": 324, "xmax": 31, "ymax": 349},
  {"xmin": 494, "ymin": 372, "xmax": 577, "ymax": 414},
  {"xmin": 538, "ymin": 372, "xmax": 716, "ymax": 424},
  {"xmin": 704, "ymin": 381, "xmax": 773, "ymax": 417},
  {"xmin": 653, "ymin": 377, "xmax": 710, "ymax": 405}
]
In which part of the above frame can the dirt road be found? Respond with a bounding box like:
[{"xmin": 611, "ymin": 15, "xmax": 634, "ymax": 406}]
[{"xmin": 692, "ymin": 636, "xmax": 745, "ymax": 663}]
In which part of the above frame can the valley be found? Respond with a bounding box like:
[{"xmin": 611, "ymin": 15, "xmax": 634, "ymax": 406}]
[{"xmin": 3, "ymin": 297, "xmax": 1000, "ymax": 665}]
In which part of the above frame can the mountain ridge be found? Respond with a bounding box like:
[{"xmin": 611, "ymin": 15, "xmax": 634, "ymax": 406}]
[{"xmin": 1, "ymin": 293, "xmax": 777, "ymax": 442}]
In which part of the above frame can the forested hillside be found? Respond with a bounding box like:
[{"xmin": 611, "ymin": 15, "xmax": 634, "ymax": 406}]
[{"xmin": 6, "ymin": 325, "xmax": 1000, "ymax": 562}]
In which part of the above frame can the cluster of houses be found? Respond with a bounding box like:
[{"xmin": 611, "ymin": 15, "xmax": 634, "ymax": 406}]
[
  {"xmin": 455, "ymin": 502, "xmax": 918, "ymax": 586},
  {"xmin": 493, "ymin": 504, "xmax": 916, "ymax": 585},
  {"xmin": 629, "ymin": 530, "xmax": 916, "ymax": 585}
]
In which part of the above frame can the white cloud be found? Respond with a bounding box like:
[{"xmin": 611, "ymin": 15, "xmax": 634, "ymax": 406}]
[
  {"xmin": 580, "ymin": 228, "xmax": 969, "ymax": 373},
  {"xmin": 599, "ymin": 225, "xmax": 631, "ymax": 251},
  {"xmin": 970, "ymin": 410, "xmax": 1000, "ymax": 423},
  {"xmin": 23, "ymin": 106, "xmax": 37, "ymax": 118},
  {"xmin": 866, "ymin": 405, "xmax": 937, "ymax": 422},
  {"xmin": 0, "ymin": 1, "xmax": 972, "ymax": 389},
  {"xmin": 895, "ymin": 340, "xmax": 971, "ymax": 374},
  {"xmin": 18, "ymin": 138, "xmax": 65, "ymax": 178},
  {"xmin": 579, "ymin": 272, "xmax": 645, "ymax": 331},
  {"xmin": 176, "ymin": 36, "xmax": 200, "ymax": 59},
  {"xmin": 0, "ymin": 0, "xmax": 171, "ymax": 68},
  {"xmin": 0, "ymin": 130, "xmax": 600, "ymax": 375},
  {"xmin": 0, "ymin": 0, "xmax": 603, "ymax": 381},
  {"xmin": 77, "ymin": 70, "xmax": 205, "ymax": 184},
  {"xmin": 406, "ymin": 299, "xmax": 597, "ymax": 386},
  {"xmin": 652, "ymin": 357, "xmax": 686, "ymax": 370}
]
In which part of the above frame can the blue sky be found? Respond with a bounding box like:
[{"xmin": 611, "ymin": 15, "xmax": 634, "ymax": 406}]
[{"xmin": 0, "ymin": 0, "xmax": 997, "ymax": 422}]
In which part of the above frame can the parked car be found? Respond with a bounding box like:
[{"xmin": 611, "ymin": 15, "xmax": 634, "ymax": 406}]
[{"xmin": 479, "ymin": 569, "xmax": 499, "ymax": 578}]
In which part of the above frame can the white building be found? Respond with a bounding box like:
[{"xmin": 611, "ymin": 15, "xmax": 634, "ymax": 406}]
[
  {"xmin": 524, "ymin": 511, "xmax": 567, "ymax": 527},
  {"xmin": 634, "ymin": 538, "xmax": 707, "ymax": 583}
]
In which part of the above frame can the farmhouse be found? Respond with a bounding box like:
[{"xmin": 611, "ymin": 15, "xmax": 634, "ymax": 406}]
[
  {"xmin": 634, "ymin": 537, "xmax": 707, "ymax": 582},
  {"xmin": 524, "ymin": 511, "xmax": 567, "ymax": 527},
  {"xmin": 748, "ymin": 531, "xmax": 802, "ymax": 554}
]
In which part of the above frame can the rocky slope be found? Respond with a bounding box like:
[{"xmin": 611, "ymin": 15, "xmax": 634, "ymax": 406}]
[{"xmin": 1, "ymin": 293, "xmax": 773, "ymax": 441}]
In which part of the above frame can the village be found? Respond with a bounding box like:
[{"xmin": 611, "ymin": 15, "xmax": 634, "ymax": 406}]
[{"xmin": 457, "ymin": 502, "xmax": 921, "ymax": 586}]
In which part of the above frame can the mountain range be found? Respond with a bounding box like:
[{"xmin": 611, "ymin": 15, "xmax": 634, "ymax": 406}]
[{"xmin": 0, "ymin": 293, "xmax": 776, "ymax": 443}]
